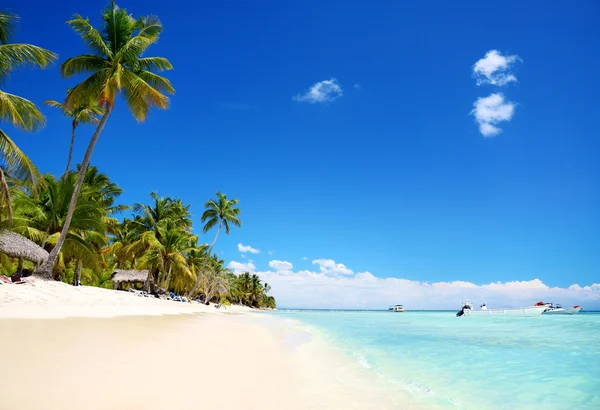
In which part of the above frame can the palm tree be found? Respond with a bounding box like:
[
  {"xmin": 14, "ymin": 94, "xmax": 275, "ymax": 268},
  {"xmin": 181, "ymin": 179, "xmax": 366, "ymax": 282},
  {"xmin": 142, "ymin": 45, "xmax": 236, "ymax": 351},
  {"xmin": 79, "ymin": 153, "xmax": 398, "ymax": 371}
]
[
  {"xmin": 0, "ymin": 11, "xmax": 57, "ymax": 223},
  {"xmin": 187, "ymin": 192, "xmax": 241, "ymax": 297},
  {"xmin": 12, "ymin": 173, "xmax": 107, "ymax": 279},
  {"xmin": 35, "ymin": 2, "xmax": 174, "ymax": 278},
  {"xmin": 200, "ymin": 258, "xmax": 230, "ymax": 305},
  {"xmin": 44, "ymin": 96, "xmax": 103, "ymax": 177},
  {"xmin": 129, "ymin": 224, "xmax": 193, "ymax": 292}
]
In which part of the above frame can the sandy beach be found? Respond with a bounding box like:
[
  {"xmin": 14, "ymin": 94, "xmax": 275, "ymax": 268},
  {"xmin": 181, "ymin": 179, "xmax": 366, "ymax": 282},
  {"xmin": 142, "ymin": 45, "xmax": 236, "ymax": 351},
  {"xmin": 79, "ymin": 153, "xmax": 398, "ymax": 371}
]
[{"xmin": 0, "ymin": 279, "xmax": 408, "ymax": 410}]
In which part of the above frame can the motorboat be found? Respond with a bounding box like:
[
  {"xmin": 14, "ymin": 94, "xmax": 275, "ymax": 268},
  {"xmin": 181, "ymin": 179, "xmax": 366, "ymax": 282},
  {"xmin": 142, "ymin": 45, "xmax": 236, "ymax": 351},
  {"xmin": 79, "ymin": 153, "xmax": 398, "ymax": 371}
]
[
  {"xmin": 541, "ymin": 302, "xmax": 582, "ymax": 315},
  {"xmin": 388, "ymin": 305, "xmax": 404, "ymax": 312},
  {"xmin": 456, "ymin": 301, "xmax": 547, "ymax": 317}
]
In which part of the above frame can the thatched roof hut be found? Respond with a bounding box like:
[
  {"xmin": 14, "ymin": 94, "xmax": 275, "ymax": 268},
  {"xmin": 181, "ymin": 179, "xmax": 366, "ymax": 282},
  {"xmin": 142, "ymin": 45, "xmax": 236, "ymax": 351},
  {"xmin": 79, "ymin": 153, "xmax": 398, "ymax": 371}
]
[
  {"xmin": 0, "ymin": 229, "xmax": 49, "ymax": 264},
  {"xmin": 111, "ymin": 269, "xmax": 150, "ymax": 290}
]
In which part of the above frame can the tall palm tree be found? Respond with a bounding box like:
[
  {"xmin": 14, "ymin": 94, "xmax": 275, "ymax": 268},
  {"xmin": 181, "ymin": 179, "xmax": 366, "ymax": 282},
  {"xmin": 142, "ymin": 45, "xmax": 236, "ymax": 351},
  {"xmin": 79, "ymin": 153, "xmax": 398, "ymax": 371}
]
[
  {"xmin": 12, "ymin": 173, "xmax": 107, "ymax": 279},
  {"xmin": 35, "ymin": 2, "xmax": 174, "ymax": 278},
  {"xmin": 187, "ymin": 192, "xmax": 241, "ymax": 297},
  {"xmin": 43, "ymin": 96, "xmax": 103, "ymax": 177},
  {"xmin": 0, "ymin": 11, "xmax": 57, "ymax": 223}
]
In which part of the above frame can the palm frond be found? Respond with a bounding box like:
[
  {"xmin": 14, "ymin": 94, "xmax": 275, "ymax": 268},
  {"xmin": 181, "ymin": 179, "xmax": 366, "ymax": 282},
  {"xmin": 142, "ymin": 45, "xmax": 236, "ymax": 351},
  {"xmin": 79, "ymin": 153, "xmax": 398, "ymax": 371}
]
[
  {"xmin": 0, "ymin": 90, "xmax": 46, "ymax": 131},
  {"xmin": 121, "ymin": 69, "xmax": 169, "ymax": 121},
  {"xmin": 66, "ymin": 14, "xmax": 112, "ymax": 58},
  {"xmin": 64, "ymin": 69, "xmax": 108, "ymax": 108},
  {"xmin": 60, "ymin": 55, "xmax": 109, "ymax": 78},
  {"xmin": 0, "ymin": 128, "xmax": 43, "ymax": 190},
  {"xmin": 102, "ymin": 4, "xmax": 137, "ymax": 56},
  {"xmin": 0, "ymin": 11, "xmax": 17, "ymax": 45},
  {"xmin": 136, "ymin": 57, "xmax": 172, "ymax": 71},
  {"xmin": 0, "ymin": 43, "xmax": 57, "ymax": 80},
  {"xmin": 135, "ymin": 70, "xmax": 174, "ymax": 95}
]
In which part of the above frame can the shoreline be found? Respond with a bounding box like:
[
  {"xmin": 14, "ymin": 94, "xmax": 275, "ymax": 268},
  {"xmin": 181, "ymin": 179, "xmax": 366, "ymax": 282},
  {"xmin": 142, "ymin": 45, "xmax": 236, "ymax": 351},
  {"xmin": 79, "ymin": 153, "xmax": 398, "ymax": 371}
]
[{"xmin": 0, "ymin": 279, "xmax": 411, "ymax": 409}]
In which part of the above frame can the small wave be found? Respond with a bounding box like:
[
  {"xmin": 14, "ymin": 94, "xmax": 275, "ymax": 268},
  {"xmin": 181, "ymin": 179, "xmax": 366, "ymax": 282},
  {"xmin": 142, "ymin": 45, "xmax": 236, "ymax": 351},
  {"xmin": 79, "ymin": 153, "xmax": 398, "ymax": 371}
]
[
  {"xmin": 389, "ymin": 378, "xmax": 434, "ymax": 396},
  {"xmin": 356, "ymin": 354, "xmax": 372, "ymax": 369}
]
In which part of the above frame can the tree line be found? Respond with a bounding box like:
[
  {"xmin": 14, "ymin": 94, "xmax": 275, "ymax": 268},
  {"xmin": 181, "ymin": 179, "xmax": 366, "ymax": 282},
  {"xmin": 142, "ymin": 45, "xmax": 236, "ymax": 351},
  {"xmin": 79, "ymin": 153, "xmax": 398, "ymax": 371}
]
[{"xmin": 0, "ymin": 4, "xmax": 275, "ymax": 308}]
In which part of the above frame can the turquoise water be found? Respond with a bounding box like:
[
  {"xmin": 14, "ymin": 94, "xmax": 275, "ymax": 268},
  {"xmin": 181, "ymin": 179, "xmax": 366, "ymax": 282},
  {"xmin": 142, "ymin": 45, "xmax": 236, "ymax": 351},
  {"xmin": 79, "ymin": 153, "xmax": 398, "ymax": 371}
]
[{"xmin": 271, "ymin": 310, "xmax": 600, "ymax": 409}]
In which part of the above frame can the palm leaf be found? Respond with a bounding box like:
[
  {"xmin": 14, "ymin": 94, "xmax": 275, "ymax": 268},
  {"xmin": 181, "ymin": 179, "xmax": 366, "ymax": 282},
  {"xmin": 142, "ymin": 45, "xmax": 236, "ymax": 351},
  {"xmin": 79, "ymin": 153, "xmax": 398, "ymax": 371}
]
[
  {"xmin": 66, "ymin": 15, "xmax": 112, "ymax": 59},
  {"xmin": 0, "ymin": 128, "xmax": 43, "ymax": 189},
  {"xmin": 0, "ymin": 90, "xmax": 46, "ymax": 131},
  {"xmin": 0, "ymin": 11, "xmax": 16, "ymax": 44},
  {"xmin": 121, "ymin": 69, "xmax": 169, "ymax": 121},
  {"xmin": 61, "ymin": 55, "xmax": 109, "ymax": 78},
  {"xmin": 0, "ymin": 44, "xmax": 57, "ymax": 81},
  {"xmin": 136, "ymin": 57, "xmax": 172, "ymax": 71}
]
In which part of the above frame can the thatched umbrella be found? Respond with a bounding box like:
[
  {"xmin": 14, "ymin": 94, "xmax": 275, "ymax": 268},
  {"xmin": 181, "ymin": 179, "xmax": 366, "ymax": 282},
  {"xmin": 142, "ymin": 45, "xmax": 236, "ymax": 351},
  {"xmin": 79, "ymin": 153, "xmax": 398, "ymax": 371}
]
[
  {"xmin": 0, "ymin": 229, "xmax": 49, "ymax": 274},
  {"xmin": 111, "ymin": 269, "xmax": 150, "ymax": 290}
]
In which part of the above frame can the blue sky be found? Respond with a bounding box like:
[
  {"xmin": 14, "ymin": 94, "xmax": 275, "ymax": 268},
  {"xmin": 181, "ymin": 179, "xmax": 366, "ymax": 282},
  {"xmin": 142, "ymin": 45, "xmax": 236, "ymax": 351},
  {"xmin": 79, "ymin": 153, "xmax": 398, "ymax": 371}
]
[{"xmin": 4, "ymin": 0, "xmax": 599, "ymax": 307}]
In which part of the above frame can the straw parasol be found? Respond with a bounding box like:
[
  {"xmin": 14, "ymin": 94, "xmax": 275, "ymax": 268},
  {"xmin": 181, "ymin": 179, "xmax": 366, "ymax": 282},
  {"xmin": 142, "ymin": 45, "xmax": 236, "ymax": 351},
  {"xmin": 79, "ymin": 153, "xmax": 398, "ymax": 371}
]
[
  {"xmin": 0, "ymin": 229, "xmax": 49, "ymax": 271},
  {"xmin": 111, "ymin": 269, "xmax": 150, "ymax": 290}
]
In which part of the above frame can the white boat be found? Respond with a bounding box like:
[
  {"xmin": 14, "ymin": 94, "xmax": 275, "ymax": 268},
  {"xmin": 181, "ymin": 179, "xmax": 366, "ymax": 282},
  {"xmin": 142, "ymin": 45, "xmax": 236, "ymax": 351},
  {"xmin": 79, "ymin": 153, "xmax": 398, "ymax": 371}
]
[
  {"xmin": 388, "ymin": 304, "xmax": 404, "ymax": 312},
  {"xmin": 542, "ymin": 303, "xmax": 582, "ymax": 315},
  {"xmin": 456, "ymin": 301, "xmax": 546, "ymax": 317}
]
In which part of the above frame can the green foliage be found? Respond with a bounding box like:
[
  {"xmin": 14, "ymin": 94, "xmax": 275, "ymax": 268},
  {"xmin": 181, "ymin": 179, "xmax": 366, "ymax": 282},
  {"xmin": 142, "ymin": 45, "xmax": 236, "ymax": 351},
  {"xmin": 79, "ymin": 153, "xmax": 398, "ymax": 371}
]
[
  {"xmin": 61, "ymin": 3, "xmax": 174, "ymax": 120},
  {"xmin": 0, "ymin": 11, "xmax": 57, "ymax": 223},
  {"xmin": 0, "ymin": 6, "xmax": 276, "ymax": 309}
]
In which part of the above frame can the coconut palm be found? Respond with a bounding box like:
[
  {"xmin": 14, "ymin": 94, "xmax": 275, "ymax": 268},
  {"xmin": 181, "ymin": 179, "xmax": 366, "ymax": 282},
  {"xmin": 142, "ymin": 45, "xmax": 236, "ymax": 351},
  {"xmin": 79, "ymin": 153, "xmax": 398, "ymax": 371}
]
[
  {"xmin": 44, "ymin": 96, "xmax": 103, "ymax": 177},
  {"xmin": 0, "ymin": 11, "xmax": 57, "ymax": 223},
  {"xmin": 12, "ymin": 172, "xmax": 107, "ymax": 279},
  {"xmin": 200, "ymin": 258, "xmax": 230, "ymax": 305},
  {"xmin": 35, "ymin": 2, "xmax": 174, "ymax": 278},
  {"xmin": 187, "ymin": 192, "xmax": 241, "ymax": 297}
]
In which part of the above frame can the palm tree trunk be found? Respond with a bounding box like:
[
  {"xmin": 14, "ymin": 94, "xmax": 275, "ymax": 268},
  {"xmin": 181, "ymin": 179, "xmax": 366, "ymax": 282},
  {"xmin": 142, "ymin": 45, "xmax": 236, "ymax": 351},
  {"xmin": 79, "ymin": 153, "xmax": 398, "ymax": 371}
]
[
  {"xmin": 163, "ymin": 264, "xmax": 173, "ymax": 292},
  {"xmin": 34, "ymin": 106, "xmax": 112, "ymax": 279},
  {"xmin": 17, "ymin": 257, "xmax": 23, "ymax": 274},
  {"xmin": 186, "ymin": 221, "xmax": 222, "ymax": 298},
  {"xmin": 63, "ymin": 121, "xmax": 77, "ymax": 179},
  {"xmin": 0, "ymin": 168, "xmax": 13, "ymax": 224},
  {"xmin": 73, "ymin": 259, "xmax": 82, "ymax": 286}
]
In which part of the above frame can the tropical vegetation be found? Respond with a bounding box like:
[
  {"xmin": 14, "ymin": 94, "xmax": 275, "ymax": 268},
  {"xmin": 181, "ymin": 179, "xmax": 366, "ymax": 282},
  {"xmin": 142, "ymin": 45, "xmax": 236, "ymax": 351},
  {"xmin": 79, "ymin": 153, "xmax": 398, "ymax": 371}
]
[{"xmin": 0, "ymin": 5, "xmax": 275, "ymax": 309}]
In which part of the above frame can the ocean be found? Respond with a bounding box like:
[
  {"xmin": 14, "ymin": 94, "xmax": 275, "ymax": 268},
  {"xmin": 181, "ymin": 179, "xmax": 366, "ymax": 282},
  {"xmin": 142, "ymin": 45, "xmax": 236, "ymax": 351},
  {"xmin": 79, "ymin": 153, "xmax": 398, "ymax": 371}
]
[{"xmin": 270, "ymin": 310, "xmax": 600, "ymax": 410}]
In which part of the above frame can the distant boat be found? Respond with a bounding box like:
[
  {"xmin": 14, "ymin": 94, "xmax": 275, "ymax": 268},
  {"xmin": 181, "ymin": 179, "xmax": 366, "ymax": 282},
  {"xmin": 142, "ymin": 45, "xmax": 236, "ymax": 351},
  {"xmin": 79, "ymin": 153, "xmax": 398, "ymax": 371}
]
[
  {"xmin": 541, "ymin": 303, "xmax": 582, "ymax": 315},
  {"xmin": 388, "ymin": 305, "xmax": 404, "ymax": 312},
  {"xmin": 456, "ymin": 301, "xmax": 546, "ymax": 317}
]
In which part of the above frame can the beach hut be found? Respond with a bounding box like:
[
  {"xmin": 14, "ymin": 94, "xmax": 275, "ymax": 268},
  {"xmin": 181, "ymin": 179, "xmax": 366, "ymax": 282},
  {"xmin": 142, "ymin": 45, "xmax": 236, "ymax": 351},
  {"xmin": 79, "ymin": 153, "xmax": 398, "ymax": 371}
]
[
  {"xmin": 0, "ymin": 229, "xmax": 49, "ymax": 274},
  {"xmin": 110, "ymin": 269, "xmax": 150, "ymax": 290}
]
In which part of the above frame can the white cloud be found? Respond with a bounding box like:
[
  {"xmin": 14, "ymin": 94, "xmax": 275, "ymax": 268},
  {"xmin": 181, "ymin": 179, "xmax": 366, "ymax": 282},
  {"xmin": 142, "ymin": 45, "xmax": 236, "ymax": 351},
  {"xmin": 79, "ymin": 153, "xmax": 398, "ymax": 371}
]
[
  {"xmin": 312, "ymin": 259, "xmax": 353, "ymax": 276},
  {"xmin": 269, "ymin": 260, "xmax": 293, "ymax": 272},
  {"xmin": 237, "ymin": 243, "xmax": 260, "ymax": 254},
  {"xmin": 227, "ymin": 261, "xmax": 256, "ymax": 273},
  {"xmin": 268, "ymin": 250, "xmax": 274, "ymax": 255},
  {"xmin": 303, "ymin": 257, "xmax": 308, "ymax": 260},
  {"xmin": 293, "ymin": 78, "xmax": 343, "ymax": 103},
  {"xmin": 473, "ymin": 50, "xmax": 521, "ymax": 86},
  {"xmin": 471, "ymin": 93, "xmax": 516, "ymax": 137},
  {"xmin": 254, "ymin": 264, "xmax": 600, "ymax": 310}
]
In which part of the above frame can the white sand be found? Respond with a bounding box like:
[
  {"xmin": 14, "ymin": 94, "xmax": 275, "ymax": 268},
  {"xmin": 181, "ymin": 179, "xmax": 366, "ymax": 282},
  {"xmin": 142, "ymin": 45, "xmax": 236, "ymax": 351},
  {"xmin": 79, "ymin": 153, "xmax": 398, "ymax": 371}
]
[
  {"xmin": 0, "ymin": 278, "xmax": 252, "ymax": 319},
  {"xmin": 0, "ymin": 279, "xmax": 414, "ymax": 409}
]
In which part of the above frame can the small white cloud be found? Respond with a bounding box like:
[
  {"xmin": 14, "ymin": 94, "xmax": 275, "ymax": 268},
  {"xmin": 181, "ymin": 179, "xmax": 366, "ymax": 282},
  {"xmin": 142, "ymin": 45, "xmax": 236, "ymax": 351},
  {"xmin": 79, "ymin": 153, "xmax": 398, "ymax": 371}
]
[
  {"xmin": 237, "ymin": 243, "xmax": 260, "ymax": 254},
  {"xmin": 471, "ymin": 93, "xmax": 516, "ymax": 137},
  {"xmin": 227, "ymin": 261, "xmax": 256, "ymax": 273},
  {"xmin": 353, "ymin": 83, "xmax": 361, "ymax": 90},
  {"xmin": 303, "ymin": 257, "xmax": 308, "ymax": 260},
  {"xmin": 293, "ymin": 78, "xmax": 343, "ymax": 103},
  {"xmin": 268, "ymin": 250, "xmax": 274, "ymax": 255},
  {"xmin": 269, "ymin": 260, "xmax": 293, "ymax": 272},
  {"xmin": 473, "ymin": 50, "xmax": 521, "ymax": 86},
  {"xmin": 312, "ymin": 259, "xmax": 353, "ymax": 276}
]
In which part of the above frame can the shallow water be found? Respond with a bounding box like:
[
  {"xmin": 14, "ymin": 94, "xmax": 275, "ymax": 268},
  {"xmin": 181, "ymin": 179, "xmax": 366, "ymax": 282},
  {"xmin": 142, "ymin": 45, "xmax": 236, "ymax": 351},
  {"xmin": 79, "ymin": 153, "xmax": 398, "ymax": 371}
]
[{"xmin": 271, "ymin": 310, "xmax": 600, "ymax": 410}]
